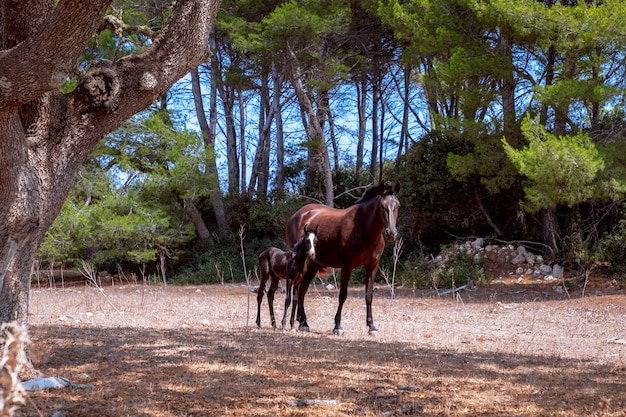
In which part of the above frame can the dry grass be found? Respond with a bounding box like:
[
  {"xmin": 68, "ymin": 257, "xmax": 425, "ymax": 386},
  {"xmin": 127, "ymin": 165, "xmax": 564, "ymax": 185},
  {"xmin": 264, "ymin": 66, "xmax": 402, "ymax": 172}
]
[{"xmin": 19, "ymin": 276, "xmax": 626, "ymax": 416}]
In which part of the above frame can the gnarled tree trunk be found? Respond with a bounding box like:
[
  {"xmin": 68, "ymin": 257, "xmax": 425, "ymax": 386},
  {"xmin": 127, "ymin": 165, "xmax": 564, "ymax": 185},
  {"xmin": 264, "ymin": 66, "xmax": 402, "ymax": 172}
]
[{"xmin": 0, "ymin": 0, "xmax": 221, "ymax": 327}]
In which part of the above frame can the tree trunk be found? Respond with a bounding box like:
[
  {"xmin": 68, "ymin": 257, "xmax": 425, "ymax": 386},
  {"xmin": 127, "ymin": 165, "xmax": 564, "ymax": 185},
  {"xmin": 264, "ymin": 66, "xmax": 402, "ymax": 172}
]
[
  {"xmin": 541, "ymin": 206, "xmax": 560, "ymax": 257},
  {"xmin": 540, "ymin": 45, "xmax": 556, "ymax": 126},
  {"xmin": 397, "ymin": 65, "xmax": 411, "ymax": 159},
  {"xmin": 286, "ymin": 44, "xmax": 334, "ymax": 206},
  {"xmin": 370, "ymin": 77, "xmax": 380, "ymax": 184},
  {"xmin": 190, "ymin": 66, "xmax": 229, "ymax": 238},
  {"xmin": 272, "ymin": 65, "xmax": 286, "ymax": 194},
  {"xmin": 0, "ymin": 0, "xmax": 221, "ymax": 326},
  {"xmin": 355, "ymin": 77, "xmax": 367, "ymax": 179},
  {"xmin": 182, "ymin": 197, "xmax": 213, "ymax": 243},
  {"xmin": 255, "ymin": 69, "xmax": 272, "ymax": 200}
]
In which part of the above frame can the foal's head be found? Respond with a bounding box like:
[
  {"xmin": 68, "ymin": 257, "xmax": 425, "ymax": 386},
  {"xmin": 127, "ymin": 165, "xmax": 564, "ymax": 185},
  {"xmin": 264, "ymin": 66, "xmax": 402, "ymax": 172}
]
[{"xmin": 302, "ymin": 223, "xmax": 318, "ymax": 260}]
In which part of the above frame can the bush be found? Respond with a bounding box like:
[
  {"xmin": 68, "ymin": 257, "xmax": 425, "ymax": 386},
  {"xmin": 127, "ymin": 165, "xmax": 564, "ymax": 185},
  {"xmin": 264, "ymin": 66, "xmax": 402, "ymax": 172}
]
[{"xmin": 598, "ymin": 214, "xmax": 626, "ymax": 279}]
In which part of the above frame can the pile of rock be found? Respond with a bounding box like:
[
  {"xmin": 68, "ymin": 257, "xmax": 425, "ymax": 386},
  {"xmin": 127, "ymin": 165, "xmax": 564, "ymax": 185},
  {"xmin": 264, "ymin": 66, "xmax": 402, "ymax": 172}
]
[{"xmin": 434, "ymin": 238, "xmax": 565, "ymax": 281}]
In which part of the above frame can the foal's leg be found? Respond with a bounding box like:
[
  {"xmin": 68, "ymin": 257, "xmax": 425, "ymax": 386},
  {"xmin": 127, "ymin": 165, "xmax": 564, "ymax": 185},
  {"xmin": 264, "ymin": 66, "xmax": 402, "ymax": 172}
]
[
  {"xmin": 267, "ymin": 275, "xmax": 280, "ymax": 329},
  {"xmin": 333, "ymin": 267, "xmax": 353, "ymax": 336},
  {"xmin": 256, "ymin": 261, "xmax": 269, "ymax": 328},
  {"xmin": 281, "ymin": 279, "xmax": 292, "ymax": 330},
  {"xmin": 289, "ymin": 279, "xmax": 300, "ymax": 329}
]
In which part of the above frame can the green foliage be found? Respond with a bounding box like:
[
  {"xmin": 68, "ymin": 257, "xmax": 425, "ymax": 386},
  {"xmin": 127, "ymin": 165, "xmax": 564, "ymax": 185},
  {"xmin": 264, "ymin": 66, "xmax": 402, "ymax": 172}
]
[
  {"xmin": 502, "ymin": 115, "xmax": 625, "ymax": 212},
  {"xmin": 596, "ymin": 204, "xmax": 626, "ymax": 280},
  {"xmin": 170, "ymin": 244, "xmax": 245, "ymax": 285},
  {"xmin": 394, "ymin": 131, "xmax": 502, "ymax": 249},
  {"xmin": 40, "ymin": 181, "xmax": 195, "ymax": 272},
  {"xmin": 39, "ymin": 110, "xmax": 210, "ymax": 273}
]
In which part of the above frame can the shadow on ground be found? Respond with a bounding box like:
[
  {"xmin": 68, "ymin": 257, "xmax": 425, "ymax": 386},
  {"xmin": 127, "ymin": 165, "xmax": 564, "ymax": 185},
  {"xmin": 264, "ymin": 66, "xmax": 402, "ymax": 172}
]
[{"xmin": 25, "ymin": 323, "xmax": 626, "ymax": 417}]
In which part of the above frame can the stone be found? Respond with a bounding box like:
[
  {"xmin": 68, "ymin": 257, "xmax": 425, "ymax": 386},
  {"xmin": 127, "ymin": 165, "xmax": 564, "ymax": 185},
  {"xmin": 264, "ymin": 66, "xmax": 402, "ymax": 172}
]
[
  {"xmin": 511, "ymin": 254, "xmax": 526, "ymax": 265},
  {"xmin": 471, "ymin": 238, "xmax": 484, "ymax": 249},
  {"xmin": 552, "ymin": 264, "xmax": 563, "ymax": 278}
]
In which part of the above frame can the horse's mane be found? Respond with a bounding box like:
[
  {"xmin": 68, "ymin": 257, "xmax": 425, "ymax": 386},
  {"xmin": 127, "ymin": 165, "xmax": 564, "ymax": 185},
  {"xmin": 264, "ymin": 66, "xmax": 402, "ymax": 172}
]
[
  {"xmin": 291, "ymin": 235, "xmax": 305, "ymax": 253},
  {"xmin": 356, "ymin": 182, "xmax": 394, "ymax": 204}
]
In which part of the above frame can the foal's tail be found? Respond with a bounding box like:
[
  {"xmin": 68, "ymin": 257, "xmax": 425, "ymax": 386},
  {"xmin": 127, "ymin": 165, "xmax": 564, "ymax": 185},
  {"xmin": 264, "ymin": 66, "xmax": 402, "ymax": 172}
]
[{"xmin": 257, "ymin": 249, "xmax": 272, "ymax": 292}]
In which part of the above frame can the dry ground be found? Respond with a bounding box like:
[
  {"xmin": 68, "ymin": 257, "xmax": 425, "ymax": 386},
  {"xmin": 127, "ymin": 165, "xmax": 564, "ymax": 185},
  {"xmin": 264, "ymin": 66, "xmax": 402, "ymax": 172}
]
[{"xmin": 19, "ymin": 272, "xmax": 626, "ymax": 417}]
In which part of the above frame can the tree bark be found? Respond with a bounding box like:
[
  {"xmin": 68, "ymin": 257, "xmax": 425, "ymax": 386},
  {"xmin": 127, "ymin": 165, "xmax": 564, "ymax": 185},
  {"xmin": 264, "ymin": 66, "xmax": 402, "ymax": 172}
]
[{"xmin": 0, "ymin": 0, "xmax": 221, "ymax": 327}]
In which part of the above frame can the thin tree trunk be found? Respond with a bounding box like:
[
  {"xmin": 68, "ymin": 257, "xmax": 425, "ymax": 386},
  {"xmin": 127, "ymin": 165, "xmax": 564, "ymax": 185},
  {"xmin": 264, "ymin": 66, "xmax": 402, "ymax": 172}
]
[
  {"xmin": 370, "ymin": 77, "xmax": 380, "ymax": 184},
  {"xmin": 286, "ymin": 44, "xmax": 334, "ymax": 206},
  {"xmin": 540, "ymin": 45, "xmax": 556, "ymax": 126},
  {"xmin": 191, "ymin": 65, "xmax": 229, "ymax": 238},
  {"xmin": 397, "ymin": 65, "xmax": 410, "ymax": 159},
  {"xmin": 355, "ymin": 77, "xmax": 366, "ymax": 179},
  {"xmin": 541, "ymin": 206, "xmax": 560, "ymax": 256},
  {"xmin": 182, "ymin": 197, "xmax": 212, "ymax": 241},
  {"xmin": 238, "ymin": 87, "xmax": 247, "ymax": 196},
  {"xmin": 257, "ymin": 70, "xmax": 271, "ymax": 199},
  {"xmin": 215, "ymin": 60, "xmax": 239, "ymax": 195},
  {"xmin": 272, "ymin": 65, "xmax": 285, "ymax": 194}
]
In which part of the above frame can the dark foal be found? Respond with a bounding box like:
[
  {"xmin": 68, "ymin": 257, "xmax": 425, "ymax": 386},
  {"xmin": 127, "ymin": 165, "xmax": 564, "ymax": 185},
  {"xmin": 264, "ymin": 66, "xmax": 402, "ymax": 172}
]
[{"xmin": 256, "ymin": 224, "xmax": 318, "ymax": 329}]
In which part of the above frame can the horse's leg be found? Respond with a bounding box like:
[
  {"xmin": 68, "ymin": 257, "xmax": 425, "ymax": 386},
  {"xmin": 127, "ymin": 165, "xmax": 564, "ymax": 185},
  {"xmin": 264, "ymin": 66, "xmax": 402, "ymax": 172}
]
[
  {"xmin": 267, "ymin": 275, "xmax": 280, "ymax": 329},
  {"xmin": 333, "ymin": 267, "xmax": 353, "ymax": 336},
  {"xmin": 364, "ymin": 262, "xmax": 379, "ymax": 336},
  {"xmin": 296, "ymin": 266, "xmax": 318, "ymax": 331},
  {"xmin": 281, "ymin": 279, "xmax": 292, "ymax": 330}
]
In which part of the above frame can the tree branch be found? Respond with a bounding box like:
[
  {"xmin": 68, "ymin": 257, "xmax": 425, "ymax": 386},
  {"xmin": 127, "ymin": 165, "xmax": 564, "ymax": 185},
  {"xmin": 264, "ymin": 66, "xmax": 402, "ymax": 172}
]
[{"xmin": 0, "ymin": 0, "xmax": 112, "ymax": 108}]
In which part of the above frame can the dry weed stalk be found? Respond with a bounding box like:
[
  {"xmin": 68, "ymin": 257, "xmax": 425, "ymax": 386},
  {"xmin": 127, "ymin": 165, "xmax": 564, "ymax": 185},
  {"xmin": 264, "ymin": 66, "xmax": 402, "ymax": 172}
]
[
  {"xmin": 239, "ymin": 224, "xmax": 252, "ymax": 328},
  {"xmin": 79, "ymin": 260, "xmax": 129, "ymax": 325},
  {"xmin": 0, "ymin": 322, "xmax": 29, "ymax": 417}
]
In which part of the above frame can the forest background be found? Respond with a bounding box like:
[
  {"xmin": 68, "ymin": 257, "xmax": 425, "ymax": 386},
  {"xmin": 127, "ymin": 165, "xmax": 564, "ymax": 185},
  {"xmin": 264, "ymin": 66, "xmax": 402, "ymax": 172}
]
[{"xmin": 39, "ymin": 0, "xmax": 626, "ymax": 288}]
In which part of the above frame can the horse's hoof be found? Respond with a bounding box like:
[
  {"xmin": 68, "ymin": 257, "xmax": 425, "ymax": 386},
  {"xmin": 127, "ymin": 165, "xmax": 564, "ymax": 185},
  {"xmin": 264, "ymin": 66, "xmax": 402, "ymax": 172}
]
[
  {"xmin": 299, "ymin": 324, "xmax": 310, "ymax": 332},
  {"xmin": 333, "ymin": 328, "xmax": 344, "ymax": 336},
  {"xmin": 368, "ymin": 329, "xmax": 378, "ymax": 337}
]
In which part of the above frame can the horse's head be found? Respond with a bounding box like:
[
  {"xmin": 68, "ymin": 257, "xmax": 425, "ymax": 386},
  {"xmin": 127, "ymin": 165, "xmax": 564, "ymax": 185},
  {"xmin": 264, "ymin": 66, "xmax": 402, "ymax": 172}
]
[
  {"xmin": 303, "ymin": 223, "xmax": 319, "ymax": 259},
  {"xmin": 379, "ymin": 181, "xmax": 401, "ymax": 242}
]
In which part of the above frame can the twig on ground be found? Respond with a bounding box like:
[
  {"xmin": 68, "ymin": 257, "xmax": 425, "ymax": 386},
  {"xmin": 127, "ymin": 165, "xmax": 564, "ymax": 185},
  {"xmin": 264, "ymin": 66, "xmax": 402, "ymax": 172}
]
[
  {"xmin": 437, "ymin": 283, "xmax": 472, "ymax": 297},
  {"xmin": 287, "ymin": 399, "xmax": 338, "ymax": 407}
]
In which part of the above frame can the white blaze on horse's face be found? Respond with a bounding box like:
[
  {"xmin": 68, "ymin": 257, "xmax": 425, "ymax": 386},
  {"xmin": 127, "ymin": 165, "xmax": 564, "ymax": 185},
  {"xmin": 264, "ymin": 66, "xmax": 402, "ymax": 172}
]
[{"xmin": 381, "ymin": 193, "xmax": 400, "ymax": 242}]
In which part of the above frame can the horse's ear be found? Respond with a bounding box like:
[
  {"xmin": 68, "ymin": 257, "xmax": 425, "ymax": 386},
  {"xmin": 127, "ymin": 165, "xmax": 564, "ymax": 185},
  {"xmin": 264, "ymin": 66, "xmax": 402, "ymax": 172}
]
[
  {"xmin": 304, "ymin": 223, "xmax": 309, "ymax": 233},
  {"xmin": 313, "ymin": 224, "xmax": 319, "ymax": 233},
  {"xmin": 394, "ymin": 181, "xmax": 400, "ymax": 194},
  {"xmin": 378, "ymin": 180, "xmax": 385, "ymax": 192}
]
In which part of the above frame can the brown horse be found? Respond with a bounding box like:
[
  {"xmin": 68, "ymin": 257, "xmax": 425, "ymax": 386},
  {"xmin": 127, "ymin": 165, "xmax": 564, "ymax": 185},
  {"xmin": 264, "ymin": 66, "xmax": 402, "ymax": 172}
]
[
  {"xmin": 256, "ymin": 224, "xmax": 318, "ymax": 329},
  {"xmin": 286, "ymin": 181, "xmax": 400, "ymax": 335}
]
